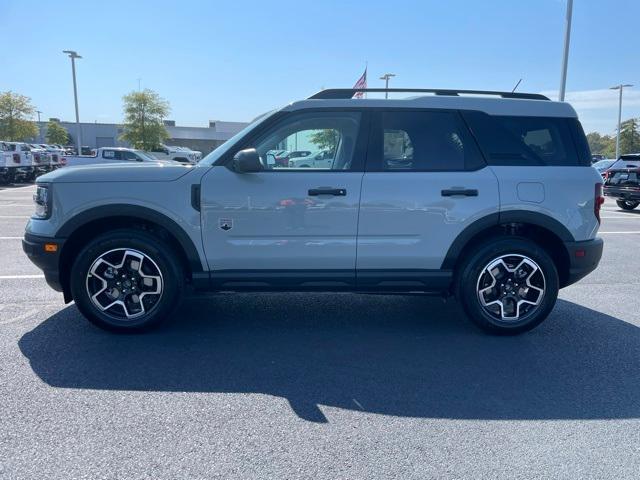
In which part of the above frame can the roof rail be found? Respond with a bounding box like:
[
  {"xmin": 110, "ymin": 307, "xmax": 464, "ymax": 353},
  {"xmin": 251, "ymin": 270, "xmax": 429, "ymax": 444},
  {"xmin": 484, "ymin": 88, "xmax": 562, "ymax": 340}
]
[{"xmin": 308, "ymin": 88, "xmax": 550, "ymax": 101}]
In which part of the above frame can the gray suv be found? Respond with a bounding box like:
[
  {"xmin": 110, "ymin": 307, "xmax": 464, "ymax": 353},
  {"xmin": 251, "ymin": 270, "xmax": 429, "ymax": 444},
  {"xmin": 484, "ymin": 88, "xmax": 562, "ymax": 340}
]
[{"xmin": 23, "ymin": 88, "xmax": 604, "ymax": 334}]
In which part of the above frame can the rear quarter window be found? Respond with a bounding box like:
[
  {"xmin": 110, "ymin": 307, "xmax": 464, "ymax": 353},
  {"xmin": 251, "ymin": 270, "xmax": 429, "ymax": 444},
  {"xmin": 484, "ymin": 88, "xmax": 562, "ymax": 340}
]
[{"xmin": 462, "ymin": 111, "xmax": 587, "ymax": 167}]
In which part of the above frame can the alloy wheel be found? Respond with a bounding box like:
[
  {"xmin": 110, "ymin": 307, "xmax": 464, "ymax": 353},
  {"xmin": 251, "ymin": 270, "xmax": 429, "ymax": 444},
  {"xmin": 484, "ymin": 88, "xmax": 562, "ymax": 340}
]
[
  {"xmin": 85, "ymin": 248, "xmax": 163, "ymax": 320},
  {"xmin": 476, "ymin": 254, "xmax": 545, "ymax": 322}
]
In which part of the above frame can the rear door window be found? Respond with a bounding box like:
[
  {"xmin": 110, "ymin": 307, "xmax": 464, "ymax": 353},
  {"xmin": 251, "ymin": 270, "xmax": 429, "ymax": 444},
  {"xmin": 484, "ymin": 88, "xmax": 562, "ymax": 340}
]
[
  {"xmin": 368, "ymin": 110, "xmax": 485, "ymax": 171},
  {"xmin": 462, "ymin": 111, "xmax": 583, "ymax": 166}
]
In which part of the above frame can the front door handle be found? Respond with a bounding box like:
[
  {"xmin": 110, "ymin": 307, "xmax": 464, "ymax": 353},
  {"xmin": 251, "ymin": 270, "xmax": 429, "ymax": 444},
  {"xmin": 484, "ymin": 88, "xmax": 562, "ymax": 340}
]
[
  {"xmin": 441, "ymin": 188, "xmax": 478, "ymax": 197},
  {"xmin": 308, "ymin": 187, "xmax": 347, "ymax": 196}
]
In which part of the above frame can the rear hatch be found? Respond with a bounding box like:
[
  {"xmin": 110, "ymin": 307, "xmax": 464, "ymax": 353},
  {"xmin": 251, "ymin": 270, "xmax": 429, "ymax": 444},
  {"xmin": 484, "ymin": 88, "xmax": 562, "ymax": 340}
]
[{"xmin": 604, "ymin": 156, "xmax": 640, "ymax": 196}]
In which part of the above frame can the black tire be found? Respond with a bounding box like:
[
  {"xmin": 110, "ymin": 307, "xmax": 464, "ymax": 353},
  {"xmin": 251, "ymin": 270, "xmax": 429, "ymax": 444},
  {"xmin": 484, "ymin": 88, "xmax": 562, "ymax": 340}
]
[
  {"xmin": 455, "ymin": 236, "xmax": 559, "ymax": 335},
  {"xmin": 70, "ymin": 229, "xmax": 184, "ymax": 332},
  {"xmin": 616, "ymin": 200, "xmax": 639, "ymax": 210}
]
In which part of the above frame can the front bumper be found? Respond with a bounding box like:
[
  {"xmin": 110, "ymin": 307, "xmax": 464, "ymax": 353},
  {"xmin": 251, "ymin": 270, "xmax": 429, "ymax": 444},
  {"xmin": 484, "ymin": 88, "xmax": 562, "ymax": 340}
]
[
  {"xmin": 563, "ymin": 237, "xmax": 603, "ymax": 287},
  {"xmin": 603, "ymin": 186, "xmax": 640, "ymax": 201},
  {"xmin": 13, "ymin": 166, "xmax": 33, "ymax": 180},
  {"xmin": 22, "ymin": 232, "xmax": 65, "ymax": 294}
]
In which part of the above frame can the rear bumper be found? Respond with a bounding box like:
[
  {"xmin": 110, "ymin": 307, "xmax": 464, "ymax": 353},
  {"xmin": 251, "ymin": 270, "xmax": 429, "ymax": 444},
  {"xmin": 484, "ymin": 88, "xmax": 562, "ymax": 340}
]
[
  {"xmin": 603, "ymin": 187, "xmax": 640, "ymax": 201},
  {"xmin": 563, "ymin": 237, "xmax": 603, "ymax": 287},
  {"xmin": 22, "ymin": 232, "xmax": 65, "ymax": 293}
]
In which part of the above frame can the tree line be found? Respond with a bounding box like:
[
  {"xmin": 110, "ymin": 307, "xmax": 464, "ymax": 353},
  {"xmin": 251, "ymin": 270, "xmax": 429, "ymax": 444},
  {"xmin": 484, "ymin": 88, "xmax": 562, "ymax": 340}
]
[
  {"xmin": 0, "ymin": 89, "xmax": 171, "ymax": 149},
  {"xmin": 587, "ymin": 119, "xmax": 640, "ymax": 158}
]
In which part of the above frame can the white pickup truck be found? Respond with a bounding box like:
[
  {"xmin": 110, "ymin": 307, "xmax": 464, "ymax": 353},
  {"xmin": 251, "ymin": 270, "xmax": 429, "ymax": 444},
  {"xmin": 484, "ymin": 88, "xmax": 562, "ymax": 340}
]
[
  {"xmin": 1, "ymin": 141, "xmax": 40, "ymax": 182},
  {"xmin": 146, "ymin": 144, "xmax": 202, "ymax": 164},
  {"xmin": 63, "ymin": 147, "xmax": 173, "ymax": 167}
]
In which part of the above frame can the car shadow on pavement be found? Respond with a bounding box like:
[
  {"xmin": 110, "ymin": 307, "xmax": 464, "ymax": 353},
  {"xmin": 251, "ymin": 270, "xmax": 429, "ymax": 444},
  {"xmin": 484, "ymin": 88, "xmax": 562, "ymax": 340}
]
[{"xmin": 19, "ymin": 294, "xmax": 640, "ymax": 423}]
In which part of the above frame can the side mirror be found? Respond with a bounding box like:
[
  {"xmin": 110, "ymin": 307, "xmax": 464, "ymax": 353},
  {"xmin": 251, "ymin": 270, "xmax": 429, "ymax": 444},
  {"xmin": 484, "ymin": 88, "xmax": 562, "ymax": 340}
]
[{"xmin": 233, "ymin": 148, "xmax": 263, "ymax": 173}]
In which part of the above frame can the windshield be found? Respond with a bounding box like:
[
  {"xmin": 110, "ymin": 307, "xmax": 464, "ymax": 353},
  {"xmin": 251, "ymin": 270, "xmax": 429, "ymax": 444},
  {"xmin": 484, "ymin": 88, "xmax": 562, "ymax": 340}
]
[
  {"xmin": 199, "ymin": 110, "xmax": 277, "ymax": 166},
  {"xmin": 134, "ymin": 150, "xmax": 161, "ymax": 162},
  {"xmin": 593, "ymin": 160, "xmax": 614, "ymax": 169}
]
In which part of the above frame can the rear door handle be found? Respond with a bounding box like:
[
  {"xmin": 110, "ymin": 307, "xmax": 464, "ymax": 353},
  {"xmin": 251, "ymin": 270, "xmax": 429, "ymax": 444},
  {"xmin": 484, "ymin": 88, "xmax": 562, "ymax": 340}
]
[
  {"xmin": 441, "ymin": 188, "xmax": 478, "ymax": 197},
  {"xmin": 308, "ymin": 187, "xmax": 347, "ymax": 196}
]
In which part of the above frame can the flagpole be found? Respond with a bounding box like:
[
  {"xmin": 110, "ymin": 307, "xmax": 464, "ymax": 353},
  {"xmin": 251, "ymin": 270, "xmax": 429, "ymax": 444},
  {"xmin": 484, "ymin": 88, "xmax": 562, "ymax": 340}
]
[{"xmin": 365, "ymin": 61, "xmax": 368, "ymax": 99}]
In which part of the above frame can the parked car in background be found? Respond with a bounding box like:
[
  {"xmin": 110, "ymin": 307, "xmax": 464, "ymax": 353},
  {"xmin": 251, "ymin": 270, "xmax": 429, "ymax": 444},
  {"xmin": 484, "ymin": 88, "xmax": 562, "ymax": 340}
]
[
  {"xmin": 287, "ymin": 150, "xmax": 334, "ymax": 168},
  {"xmin": 63, "ymin": 147, "xmax": 172, "ymax": 167},
  {"xmin": 591, "ymin": 154, "xmax": 606, "ymax": 164},
  {"xmin": 0, "ymin": 142, "xmax": 12, "ymax": 183},
  {"xmin": 37, "ymin": 144, "xmax": 65, "ymax": 169},
  {"xmin": 2, "ymin": 142, "xmax": 35, "ymax": 182},
  {"xmin": 147, "ymin": 144, "xmax": 202, "ymax": 164},
  {"xmin": 603, "ymin": 154, "xmax": 640, "ymax": 210},
  {"xmin": 592, "ymin": 159, "xmax": 616, "ymax": 178},
  {"xmin": 28, "ymin": 144, "xmax": 53, "ymax": 175}
]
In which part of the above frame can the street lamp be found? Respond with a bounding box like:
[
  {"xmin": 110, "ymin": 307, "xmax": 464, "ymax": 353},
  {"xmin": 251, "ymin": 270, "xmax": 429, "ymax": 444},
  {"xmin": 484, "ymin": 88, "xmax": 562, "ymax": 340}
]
[
  {"xmin": 36, "ymin": 110, "xmax": 42, "ymax": 142},
  {"xmin": 610, "ymin": 84, "xmax": 633, "ymax": 160},
  {"xmin": 558, "ymin": 0, "xmax": 573, "ymax": 101},
  {"xmin": 63, "ymin": 50, "xmax": 82, "ymax": 154},
  {"xmin": 379, "ymin": 73, "xmax": 396, "ymax": 99}
]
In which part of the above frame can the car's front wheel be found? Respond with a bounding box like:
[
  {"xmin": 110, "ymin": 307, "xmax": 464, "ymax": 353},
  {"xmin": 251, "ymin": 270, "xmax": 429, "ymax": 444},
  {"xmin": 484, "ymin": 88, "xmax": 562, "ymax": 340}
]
[
  {"xmin": 616, "ymin": 200, "xmax": 639, "ymax": 210},
  {"xmin": 70, "ymin": 229, "xmax": 184, "ymax": 332},
  {"xmin": 456, "ymin": 237, "xmax": 559, "ymax": 335}
]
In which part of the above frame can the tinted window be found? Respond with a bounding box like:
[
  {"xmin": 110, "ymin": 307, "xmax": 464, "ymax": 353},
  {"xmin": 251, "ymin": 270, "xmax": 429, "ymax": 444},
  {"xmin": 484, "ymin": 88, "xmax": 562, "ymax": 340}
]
[
  {"xmin": 370, "ymin": 110, "xmax": 484, "ymax": 171},
  {"xmin": 251, "ymin": 111, "xmax": 361, "ymax": 171},
  {"xmin": 610, "ymin": 157, "xmax": 640, "ymax": 170},
  {"xmin": 462, "ymin": 111, "xmax": 582, "ymax": 166},
  {"xmin": 606, "ymin": 172, "xmax": 639, "ymax": 186}
]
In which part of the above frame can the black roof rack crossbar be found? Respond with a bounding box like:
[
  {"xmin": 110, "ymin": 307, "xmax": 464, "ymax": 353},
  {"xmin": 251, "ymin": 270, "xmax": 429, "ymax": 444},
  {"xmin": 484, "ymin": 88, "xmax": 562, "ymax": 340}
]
[{"xmin": 308, "ymin": 88, "xmax": 550, "ymax": 101}]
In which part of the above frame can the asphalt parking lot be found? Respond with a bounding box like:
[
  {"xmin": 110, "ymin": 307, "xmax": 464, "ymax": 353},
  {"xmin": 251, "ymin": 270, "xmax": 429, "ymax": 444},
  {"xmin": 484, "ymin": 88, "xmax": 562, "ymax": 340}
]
[{"xmin": 1, "ymin": 183, "xmax": 639, "ymax": 479}]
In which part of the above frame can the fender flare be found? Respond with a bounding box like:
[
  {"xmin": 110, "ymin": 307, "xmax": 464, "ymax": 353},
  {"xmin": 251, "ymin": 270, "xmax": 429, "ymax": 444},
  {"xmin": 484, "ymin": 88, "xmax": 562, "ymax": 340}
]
[
  {"xmin": 442, "ymin": 210, "xmax": 575, "ymax": 270},
  {"xmin": 56, "ymin": 204, "xmax": 204, "ymax": 272}
]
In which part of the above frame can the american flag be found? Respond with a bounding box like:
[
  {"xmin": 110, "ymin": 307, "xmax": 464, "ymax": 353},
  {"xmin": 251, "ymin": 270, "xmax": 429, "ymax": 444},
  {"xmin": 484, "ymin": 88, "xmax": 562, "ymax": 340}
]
[{"xmin": 352, "ymin": 68, "xmax": 367, "ymax": 98}]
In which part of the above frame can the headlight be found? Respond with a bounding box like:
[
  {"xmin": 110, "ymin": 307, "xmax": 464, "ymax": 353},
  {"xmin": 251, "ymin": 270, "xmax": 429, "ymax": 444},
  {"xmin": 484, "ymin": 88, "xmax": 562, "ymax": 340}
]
[{"xmin": 33, "ymin": 184, "xmax": 51, "ymax": 219}]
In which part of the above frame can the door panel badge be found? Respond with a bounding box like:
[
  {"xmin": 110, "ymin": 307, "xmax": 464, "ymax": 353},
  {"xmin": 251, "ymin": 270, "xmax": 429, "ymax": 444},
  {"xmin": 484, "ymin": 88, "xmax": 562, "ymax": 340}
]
[{"xmin": 219, "ymin": 218, "xmax": 233, "ymax": 231}]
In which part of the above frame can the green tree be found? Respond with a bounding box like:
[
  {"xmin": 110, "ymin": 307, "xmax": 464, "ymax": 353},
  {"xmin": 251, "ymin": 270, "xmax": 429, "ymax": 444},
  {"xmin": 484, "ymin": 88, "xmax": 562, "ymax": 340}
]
[
  {"xmin": 120, "ymin": 89, "xmax": 170, "ymax": 150},
  {"xmin": 619, "ymin": 118, "xmax": 640, "ymax": 156},
  {"xmin": 45, "ymin": 120, "xmax": 69, "ymax": 145},
  {"xmin": 586, "ymin": 131, "xmax": 616, "ymax": 158},
  {"xmin": 309, "ymin": 129, "xmax": 340, "ymax": 153},
  {"xmin": 0, "ymin": 91, "xmax": 38, "ymax": 141}
]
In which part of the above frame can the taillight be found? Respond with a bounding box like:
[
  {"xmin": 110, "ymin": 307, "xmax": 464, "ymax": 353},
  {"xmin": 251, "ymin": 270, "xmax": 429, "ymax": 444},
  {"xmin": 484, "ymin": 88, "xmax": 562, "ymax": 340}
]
[
  {"xmin": 60, "ymin": 157, "xmax": 67, "ymax": 166},
  {"xmin": 34, "ymin": 153, "xmax": 40, "ymax": 162},
  {"xmin": 595, "ymin": 183, "xmax": 605, "ymax": 224},
  {"xmin": 12, "ymin": 153, "xmax": 20, "ymax": 164}
]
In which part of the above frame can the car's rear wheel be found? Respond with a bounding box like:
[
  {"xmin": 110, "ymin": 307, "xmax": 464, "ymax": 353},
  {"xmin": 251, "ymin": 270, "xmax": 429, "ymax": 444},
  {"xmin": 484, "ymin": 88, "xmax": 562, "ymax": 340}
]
[
  {"xmin": 70, "ymin": 229, "xmax": 184, "ymax": 332},
  {"xmin": 616, "ymin": 200, "xmax": 639, "ymax": 210},
  {"xmin": 456, "ymin": 237, "xmax": 559, "ymax": 335}
]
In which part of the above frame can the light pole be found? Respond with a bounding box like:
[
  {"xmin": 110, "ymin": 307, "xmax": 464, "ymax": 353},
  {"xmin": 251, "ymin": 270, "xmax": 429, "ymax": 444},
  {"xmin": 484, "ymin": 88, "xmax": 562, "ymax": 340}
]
[
  {"xmin": 36, "ymin": 110, "xmax": 42, "ymax": 142},
  {"xmin": 559, "ymin": 0, "xmax": 573, "ymax": 101},
  {"xmin": 380, "ymin": 73, "xmax": 396, "ymax": 98},
  {"xmin": 63, "ymin": 50, "xmax": 82, "ymax": 153},
  {"xmin": 610, "ymin": 84, "xmax": 633, "ymax": 160}
]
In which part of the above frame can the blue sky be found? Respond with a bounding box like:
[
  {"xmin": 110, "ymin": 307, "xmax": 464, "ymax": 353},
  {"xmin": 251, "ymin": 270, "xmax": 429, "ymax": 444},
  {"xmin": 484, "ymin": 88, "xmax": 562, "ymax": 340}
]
[{"xmin": 1, "ymin": 0, "xmax": 639, "ymax": 134}]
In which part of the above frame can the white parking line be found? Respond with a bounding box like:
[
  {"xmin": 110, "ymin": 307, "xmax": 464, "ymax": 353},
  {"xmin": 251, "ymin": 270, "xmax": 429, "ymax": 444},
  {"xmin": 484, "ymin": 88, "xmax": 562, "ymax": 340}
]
[
  {"xmin": 0, "ymin": 204, "xmax": 33, "ymax": 207},
  {"xmin": 0, "ymin": 215, "xmax": 29, "ymax": 219},
  {"xmin": 0, "ymin": 237, "xmax": 22, "ymax": 240},
  {"xmin": 601, "ymin": 217, "xmax": 640, "ymax": 220},
  {"xmin": 599, "ymin": 231, "xmax": 640, "ymax": 234},
  {"xmin": 0, "ymin": 274, "xmax": 44, "ymax": 279}
]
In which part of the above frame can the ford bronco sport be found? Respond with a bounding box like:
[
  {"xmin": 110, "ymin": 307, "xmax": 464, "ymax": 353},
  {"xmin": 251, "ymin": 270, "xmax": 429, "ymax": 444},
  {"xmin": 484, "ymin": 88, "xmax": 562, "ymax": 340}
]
[{"xmin": 23, "ymin": 88, "xmax": 604, "ymax": 334}]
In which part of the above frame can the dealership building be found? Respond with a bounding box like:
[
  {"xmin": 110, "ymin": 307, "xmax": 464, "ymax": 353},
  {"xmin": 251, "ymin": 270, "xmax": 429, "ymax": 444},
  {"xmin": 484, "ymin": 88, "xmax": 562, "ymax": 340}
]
[{"xmin": 33, "ymin": 119, "xmax": 249, "ymax": 155}]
